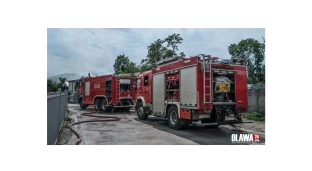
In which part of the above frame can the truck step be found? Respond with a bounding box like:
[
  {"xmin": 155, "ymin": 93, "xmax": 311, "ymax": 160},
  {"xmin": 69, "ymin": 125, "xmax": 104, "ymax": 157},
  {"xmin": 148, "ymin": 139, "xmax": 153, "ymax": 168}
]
[
  {"xmin": 150, "ymin": 116, "xmax": 167, "ymax": 121},
  {"xmin": 112, "ymin": 105, "xmax": 134, "ymax": 108},
  {"xmin": 202, "ymin": 123, "xmax": 218, "ymax": 126},
  {"xmin": 153, "ymin": 115, "xmax": 165, "ymax": 118}
]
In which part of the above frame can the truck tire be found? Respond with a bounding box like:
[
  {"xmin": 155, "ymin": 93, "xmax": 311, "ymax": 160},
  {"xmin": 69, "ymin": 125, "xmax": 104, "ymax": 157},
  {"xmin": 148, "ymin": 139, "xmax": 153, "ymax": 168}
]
[
  {"xmin": 101, "ymin": 99, "xmax": 111, "ymax": 112},
  {"xmin": 136, "ymin": 102, "xmax": 148, "ymax": 120},
  {"xmin": 168, "ymin": 106, "xmax": 182, "ymax": 130},
  {"xmin": 94, "ymin": 99, "xmax": 102, "ymax": 111},
  {"xmin": 79, "ymin": 98, "xmax": 87, "ymax": 109}
]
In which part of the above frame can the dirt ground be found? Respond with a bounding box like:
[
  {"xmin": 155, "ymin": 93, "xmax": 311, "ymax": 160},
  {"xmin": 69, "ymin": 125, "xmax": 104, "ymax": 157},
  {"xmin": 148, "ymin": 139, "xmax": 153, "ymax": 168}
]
[{"xmin": 56, "ymin": 104, "xmax": 265, "ymax": 145}]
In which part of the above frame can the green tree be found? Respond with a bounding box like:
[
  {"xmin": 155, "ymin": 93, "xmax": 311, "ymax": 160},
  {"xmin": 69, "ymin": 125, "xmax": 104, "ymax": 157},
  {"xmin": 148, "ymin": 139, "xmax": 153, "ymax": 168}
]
[
  {"xmin": 228, "ymin": 38, "xmax": 254, "ymax": 61},
  {"xmin": 179, "ymin": 52, "xmax": 186, "ymax": 58},
  {"xmin": 139, "ymin": 58, "xmax": 152, "ymax": 72},
  {"xmin": 262, "ymin": 36, "xmax": 265, "ymax": 44},
  {"xmin": 260, "ymin": 64, "xmax": 265, "ymax": 84},
  {"xmin": 262, "ymin": 37, "xmax": 266, "ymax": 84},
  {"xmin": 53, "ymin": 77, "xmax": 67, "ymax": 92},
  {"xmin": 125, "ymin": 61, "xmax": 140, "ymax": 73},
  {"xmin": 228, "ymin": 38, "xmax": 265, "ymax": 84},
  {"xmin": 47, "ymin": 79, "xmax": 54, "ymax": 92},
  {"xmin": 58, "ymin": 77, "xmax": 67, "ymax": 87},
  {"xmin": 164, "ymin": 33, "xmax": 183, "ymax": 55},
  {"xmin": 47, "ymin": 78, "xmax": 64, "ymax": 92},
  {"xmin": 113, "ymin": 54, "xmax": 130, "ymax": 74},
  {"xmin": 59, "ymin": 77, "xmax": 67, "ymax": 84},
  {"xmin": 146, "ymin": 39, "xmax": 168, "ymax": 68},
  {"xmin": 113, "ymin": 33, "xmax": 186, "ymax": 73},
  {"xmin": 143, "ymin": 33, "xmax": 185, "ymax": 70},
  {"xmin": 253, "ymin": 41, "xmax": 265, "ymax": 83}
]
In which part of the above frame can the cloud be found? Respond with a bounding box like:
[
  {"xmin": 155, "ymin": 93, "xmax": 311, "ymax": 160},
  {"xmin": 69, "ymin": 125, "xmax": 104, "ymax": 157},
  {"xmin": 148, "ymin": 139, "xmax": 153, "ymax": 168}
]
[{"xmin": 47, "ymin": 28, "xmax": 264, "ymax": 77}]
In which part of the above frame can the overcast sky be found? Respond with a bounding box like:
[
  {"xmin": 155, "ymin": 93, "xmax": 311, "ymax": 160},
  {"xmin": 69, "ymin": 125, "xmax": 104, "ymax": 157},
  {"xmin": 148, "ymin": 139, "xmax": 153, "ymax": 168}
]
[{"xmin": 47, "ymin": 28, "xmax": 265, "ymax": 77}]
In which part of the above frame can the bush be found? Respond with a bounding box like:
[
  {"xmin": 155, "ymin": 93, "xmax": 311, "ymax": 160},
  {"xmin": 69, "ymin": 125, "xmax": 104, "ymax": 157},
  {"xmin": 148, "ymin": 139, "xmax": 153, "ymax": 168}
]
[{"xmin": 243, "ymin": 112, "xmax": 265, "ymax": 121}]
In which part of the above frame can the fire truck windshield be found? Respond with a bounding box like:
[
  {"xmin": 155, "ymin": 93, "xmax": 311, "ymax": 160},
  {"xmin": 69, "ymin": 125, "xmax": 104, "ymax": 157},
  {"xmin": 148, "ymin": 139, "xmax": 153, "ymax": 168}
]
[
  {"xmin": 120, "ymin": 79, "xmax": 131, "ymax": 92},
  {"xmin": 79, "ymin": 80, "xmax": 83, "ymax": 86}
]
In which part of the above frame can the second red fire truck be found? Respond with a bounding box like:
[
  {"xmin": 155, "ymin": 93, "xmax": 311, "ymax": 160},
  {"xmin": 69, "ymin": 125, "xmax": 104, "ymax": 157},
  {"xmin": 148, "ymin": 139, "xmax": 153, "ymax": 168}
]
[
  {"xmin": 77, "ymin": 73, "xmax": 135, "ymax": 112},
  {"xmin": 133, "ymin": 54, "xmax": 252, "ymax": 129}
]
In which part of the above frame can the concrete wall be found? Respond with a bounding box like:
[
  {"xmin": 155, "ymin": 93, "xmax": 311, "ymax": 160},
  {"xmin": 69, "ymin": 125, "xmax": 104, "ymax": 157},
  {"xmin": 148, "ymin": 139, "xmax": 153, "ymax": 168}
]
[{"xmin": 247, "ymin": 88, "xmax": 265, "ymax": 113}]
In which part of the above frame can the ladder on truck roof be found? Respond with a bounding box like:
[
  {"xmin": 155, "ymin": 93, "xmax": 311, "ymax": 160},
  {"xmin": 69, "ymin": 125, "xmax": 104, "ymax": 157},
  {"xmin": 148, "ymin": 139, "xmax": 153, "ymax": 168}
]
[{"xmin": 200, "ymin": 54, "xmax": 212, "ymax": 113}]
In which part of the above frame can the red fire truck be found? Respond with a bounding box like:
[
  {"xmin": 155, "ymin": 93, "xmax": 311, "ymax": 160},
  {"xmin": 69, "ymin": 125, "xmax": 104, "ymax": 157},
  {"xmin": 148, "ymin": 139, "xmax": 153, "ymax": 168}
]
[
  {"xmin": 78, "ymin": 73, "xmax": 135, "ymax": 112},
  {"xmin": 134, "ymin": 54, "xmax": 252, "ymax": 129}
]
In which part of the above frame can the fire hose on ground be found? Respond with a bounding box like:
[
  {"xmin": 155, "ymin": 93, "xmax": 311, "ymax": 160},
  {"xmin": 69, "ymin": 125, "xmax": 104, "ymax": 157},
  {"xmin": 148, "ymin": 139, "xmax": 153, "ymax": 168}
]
[{"xmin": 69, "ymin": 109, "xmax": 120, "ymax": 145}]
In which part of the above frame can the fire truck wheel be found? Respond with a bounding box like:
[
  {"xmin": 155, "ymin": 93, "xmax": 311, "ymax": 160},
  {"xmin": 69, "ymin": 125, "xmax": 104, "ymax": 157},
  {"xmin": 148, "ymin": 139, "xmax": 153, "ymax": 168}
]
[
  {"xmin": 79, "ymin": 98, "xmax": 87, "ymax": 109},
  {"xmin": 101, "ymin": 99, "xmax": 110, "ymax": 112},
  {"xmin": 168, "ymin": 106, "xmax": 182, "ymax": 130},
  {"xmin": 94, "ymin": 99, "xmax": 102, "ymax": 111},
  {"xmin": 80, "ymin": 103, "xmax": 87, "ymax": 109},
  {"xmin": 137, "ymin": 103, "xmax": 148, "ymax": 120}
]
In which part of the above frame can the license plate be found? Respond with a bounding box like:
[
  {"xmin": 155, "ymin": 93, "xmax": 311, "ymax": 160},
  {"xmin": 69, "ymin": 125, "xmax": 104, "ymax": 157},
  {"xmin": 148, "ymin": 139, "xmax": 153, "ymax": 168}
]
[{"xmin": 199, "ymin": 114, "xmax": 210, "ymax": 119}]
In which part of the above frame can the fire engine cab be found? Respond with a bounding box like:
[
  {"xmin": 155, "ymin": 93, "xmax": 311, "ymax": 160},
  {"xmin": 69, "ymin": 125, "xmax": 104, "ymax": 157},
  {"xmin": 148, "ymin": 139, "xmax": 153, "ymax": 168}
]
[
  {"xmin": 134, "ymin": 54, "xmax": 252, "ymax": 129},
  {"xmin": 78, "ymin": 73, "xmax": 134, "ymax": 112}
]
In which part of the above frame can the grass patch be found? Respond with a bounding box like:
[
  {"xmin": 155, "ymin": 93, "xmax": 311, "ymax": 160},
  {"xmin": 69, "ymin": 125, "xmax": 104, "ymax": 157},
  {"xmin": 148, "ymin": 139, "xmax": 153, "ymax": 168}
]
[
  {"xmin": 62, "ymin": 123, "xmax": 69, "ymax": 128},
  {"xmin": 243, "ymin": 112, "xmax": 265, "ymax": 121},
  {"xmin": 62, "ymin": 115, "xmax": 72, "ymax": 129},
  {"xmin": 65, "ymin": 115, "xmax": 72, "ymax": 122}
]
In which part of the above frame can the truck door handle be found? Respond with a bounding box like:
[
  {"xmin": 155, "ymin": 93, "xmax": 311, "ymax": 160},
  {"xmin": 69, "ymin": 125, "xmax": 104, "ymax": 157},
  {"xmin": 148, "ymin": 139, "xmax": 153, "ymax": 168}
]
[{"xmin": 238, "ymin": 101, "xmax": 242, "ymax": 103}]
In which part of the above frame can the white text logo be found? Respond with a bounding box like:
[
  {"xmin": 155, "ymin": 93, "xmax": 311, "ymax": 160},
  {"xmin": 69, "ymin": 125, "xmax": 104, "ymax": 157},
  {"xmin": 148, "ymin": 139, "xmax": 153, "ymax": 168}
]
[
  {"xmin": 231, "ymin": 134, "xmax": 260, "ymax": 143},
  {"xmin": 94, "ymin": 84, "xmax": 100, "ymax": 89},
  {"xmin": 237, "ymin": 70, "xmax": 247, "ymax": 75}
]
